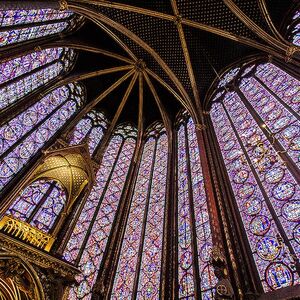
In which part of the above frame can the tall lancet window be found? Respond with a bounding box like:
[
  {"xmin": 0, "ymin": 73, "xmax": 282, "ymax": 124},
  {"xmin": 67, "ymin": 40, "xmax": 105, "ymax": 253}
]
[
  {"xmin": 112, "ymin": 123, "xmax": 168, "ymax": 299},
  {"xmin": 210, "ymin": 62, "xmax": 300, "ymax": 292},
  {"xmin": 0, "ymin": 83, "xmax": 84, "ymax": 192},
  {"xmin": 63, "ymin": 124, "xmax": 137, "ymax": 300},
  {"xmin": 177, "ymin": 114, "xmax": 217, "ymax": 299},
  {"xmin": 0, "ymin": 48, "xmax": 75, "ymax": 110},
  {"xmin": 0, "ymin": 8, "xmax": 76, "ymax": 47}
]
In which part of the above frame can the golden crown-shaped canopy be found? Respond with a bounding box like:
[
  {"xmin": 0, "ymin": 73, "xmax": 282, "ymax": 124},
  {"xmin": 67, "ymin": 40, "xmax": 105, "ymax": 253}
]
[{"xmin": 28, "ymin": 144, "xmax": 94, "ymax": 213}]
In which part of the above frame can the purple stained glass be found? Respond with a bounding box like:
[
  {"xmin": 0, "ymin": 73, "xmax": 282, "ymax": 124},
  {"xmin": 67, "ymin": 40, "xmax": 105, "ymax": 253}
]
[
  {"xmin": 112, "ymin": 137, "xmax": 156, "ymax": 299},
  {"xmin": 7, "ymin": 179, "xmax": 66, "ymax": 232},
  {"xmin": 68, "ymin": 110, "xmax": 107, "ymax": 156},
  {"xmin": 65, "ymin": 127, "xmax": 136, "ymax": 300},
  {"xmin": 0, "ymin": 8, "xmax": 73, "ymax": 47},
  {"xmin": 0, "ymin": 48, "xmax": 63, "ymax": 85},
  {"xmin": 211, "ymin": 82, "xmax": 300, "ymax": 291},
  {"xmin": 136, "ymin": 133, "xmax": 168, "ymax": 300},
  {"xmin": 0, "ymin": 48, "xmax": 75, "ymax": 110},
  {"xmin": 186, "ymin": 118, "xmax": 217, "ymax": 297},
  {"xmin": 0, "ymin": 9, "xmax": 72, "ymax": 27},
  {"xmin": 255, "ymin": 63, "xmax": 300, "ymax": 114},
  {"xmin": 240, "ymin": 77, "xmax": 300, "ymax": 169},
  {"xmin": 0, "ymin": 84, "xmax": 83, "ymax": 192},
  {"xmin": 177, "ymin": 124, "xmax": 195, "ymax": 298},
  {"xmin": 7, "ymin": 179, "xmax": 52, "ymax": 220}
]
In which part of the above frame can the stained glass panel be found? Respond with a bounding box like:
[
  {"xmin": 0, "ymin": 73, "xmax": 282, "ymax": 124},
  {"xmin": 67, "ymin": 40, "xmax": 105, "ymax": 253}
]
[
  {"xmin": 0, "ymin": 9, "xmax": 73, "ymax": 47},
  {"xmin": 112, "ymin": 137, "xmax": 156, "ymax": 299},
  {"xmin": 0, "ymin": 48, "xmax": 75, "ymax": 110},
  {"xmin": 7, "ymin": 179, "xmax": 66, "ymax": 232},
  {"xmin": 137, "ymin": 133, "xmax": 168, "ymax": 299},
  {"xmin": 210, "ymin": 61, "xmax": 300, "ymax": 292},
  {"xmin": 0, "ymin": 84, "xmax": 83, "ymax": 192},
  {"xmin": 177, "ymin": 124, "xmax": 195, "ymax": 299},
  {"xmin": 65, "ymin": 127, "xmax": 136, "ymax": 300}
]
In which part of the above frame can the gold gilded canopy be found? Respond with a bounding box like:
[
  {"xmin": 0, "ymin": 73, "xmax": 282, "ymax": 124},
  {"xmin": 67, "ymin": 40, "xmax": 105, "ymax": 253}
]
[{"xmin": 28, "ymin": 144, "xmax": 94, "ymax": 214}]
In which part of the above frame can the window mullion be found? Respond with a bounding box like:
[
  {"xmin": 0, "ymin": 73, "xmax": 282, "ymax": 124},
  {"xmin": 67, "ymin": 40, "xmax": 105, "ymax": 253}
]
[
  {"xmin": 183, "ymin": 123, "xmax": 202, "ymax": 298},
  {"xmin": 253, "ymin": 75, "xmax": 300, "ymax": 120}
]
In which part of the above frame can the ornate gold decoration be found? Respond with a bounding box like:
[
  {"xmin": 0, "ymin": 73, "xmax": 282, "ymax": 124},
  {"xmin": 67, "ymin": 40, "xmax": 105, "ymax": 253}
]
[
  {"xmin": 195, "ymin": 123, "xmax": 207, "ymax": 131},
  {"xmin": 0, "ymin": 216, "xmax": 55, "ymax": 252},
  {"xmin": 0, "ymin": 234, "xmax": 79, "ymax": 278},
  {"xmin": 28, "ymin": 144, "xmax": 94, "ymax": 215},
  {"xmin": 285, "ymin": 46, "xmax": 300, "ymax": 62},
  {"xmin": 59, "ymin": 0, "xmax": 68, "ymax": 10}
]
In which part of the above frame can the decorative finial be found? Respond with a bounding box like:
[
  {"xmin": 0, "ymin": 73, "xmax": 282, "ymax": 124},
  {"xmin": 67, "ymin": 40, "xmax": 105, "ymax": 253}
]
[
  {"xmin": 59, "ymin": 0, "xmax": 68, "ymax": 10},
  {"xmin": 285, "ymin": 46, "xmax": 299, "ymax": 63}
]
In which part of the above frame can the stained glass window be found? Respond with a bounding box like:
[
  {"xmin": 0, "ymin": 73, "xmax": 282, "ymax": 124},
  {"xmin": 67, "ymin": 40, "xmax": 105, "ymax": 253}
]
[
  {"xmin": 6, "ymin": 179, "xmax": 66, "ymax": 232},
  {"xmin": 63, "ymin": 125, "xmax": 137, "ymax": 300},
  {"xmin": 68, "ymin": 110, "xmax": 108, "ymax": 156},
  {"xmin": 112, "ymin": 123, "xmax": 168, "ymax": 299},
  {"xmin": 0, "ymin": 8, "xmax": 75, "ymax": 47},
  {"xmin": 287, "ymin": 9, "xmax": 300, "ymax": 46},
  {"xmin": 177, "ymin": 115, "xmax": 217, "ymax": 299},
  {"xmin": 0, "ymin": 83, "xmax": 84, "ymax": 193},
  {"xmin": 210, "ymin": 62, "xmax": 300, "ymax": 292},
  {"xmin": 0, "ymin": 47, "xmax": 75, "ymax": 110}
]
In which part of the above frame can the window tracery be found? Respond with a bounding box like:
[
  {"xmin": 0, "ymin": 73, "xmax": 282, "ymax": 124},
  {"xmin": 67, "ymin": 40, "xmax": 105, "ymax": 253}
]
[
  {"xmin": 210, "ymin": 61, "xmax": 300, "ymax": 291},
  {"xmin": 68, "ymin": 110, "xmax": 108, "ymax": 156}
]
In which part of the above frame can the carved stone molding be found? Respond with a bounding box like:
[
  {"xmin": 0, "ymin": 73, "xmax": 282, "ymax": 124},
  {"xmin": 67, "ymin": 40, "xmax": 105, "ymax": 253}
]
[{"xmin": 0, "ymin": 233, "xmax": 80, "ymax": 278}]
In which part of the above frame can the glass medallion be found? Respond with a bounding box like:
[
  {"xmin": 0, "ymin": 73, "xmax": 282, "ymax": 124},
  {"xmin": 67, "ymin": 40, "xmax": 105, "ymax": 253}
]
[
  {"xmin": 273, "ymin": 182, "xmax": 295, "ymax": 201},
  {"xmin": 233, "ymin": 169, "xmax": 249, "ymax": 184},
  {"xmin": 199, "ymin": 243, "xmax": 212, "ymax": 262},
  {"xmin": 273, "ymin": 116, "xmax": 291, "ymax": 131},
  {"xmin": 201, "ymin": 264, "xmax": 218, "ymax": 290},
  {"xmin": 262, "ymin": 102, "xmax": 276, "ymax": 114},
  {"xmin": 238, "ymin": 183, "xmax": 255, "ymax": 199},
  {"xmin": 265, "ymin": 263, "xmax": 293, "ymax": 290},
  {"xmin": 180, "ymin": 273, "xmax": 194, "ymax": 295},
  {"xmin": 227, "ymin": 149, "xmax": 243, "ymax": 161},
  {"xmin": 224, "ymin": 140, "xmax": 235, "ymax": 151},
  {"xmin": 244, "ymin": 197, "xmax": 262, "ymax": 216},
  {"xmin": 282, "ymin": 201, "xmax": 300, "ymax": 222},
  {"xmin": 250, "ymin": 215, "xmax": 271, "ymax": 235},
  {"xmin": 290, "ymin": 136, "xmax": 300, "ymax": 151},
  {"xmin": 293, "ymin": 224, "xmax": 300, "ymax": 244},
  {"xmin": 181, "ymin": 251, "xmax": 193, "ymax": 269},
  {"xmin": 267, "ymin": 108, "xmax": 282, "ymax": 121},
  {"xmin": 280, "ymin": 125, "xmax": 299, "ymax": 140},
  {"xmin": 265, "ymin": 167, "xmax": 285, "ymax": 184},
  {"xmin": 256, "ymin": 237, "xmax": 280, "ymax": 260}
]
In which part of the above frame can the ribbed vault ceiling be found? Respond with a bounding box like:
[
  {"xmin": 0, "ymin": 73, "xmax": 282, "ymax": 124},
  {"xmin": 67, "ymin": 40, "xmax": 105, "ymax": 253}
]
[{"xmin": 48, "ymin": 0, "xmax": 297, "ymax": 127}]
